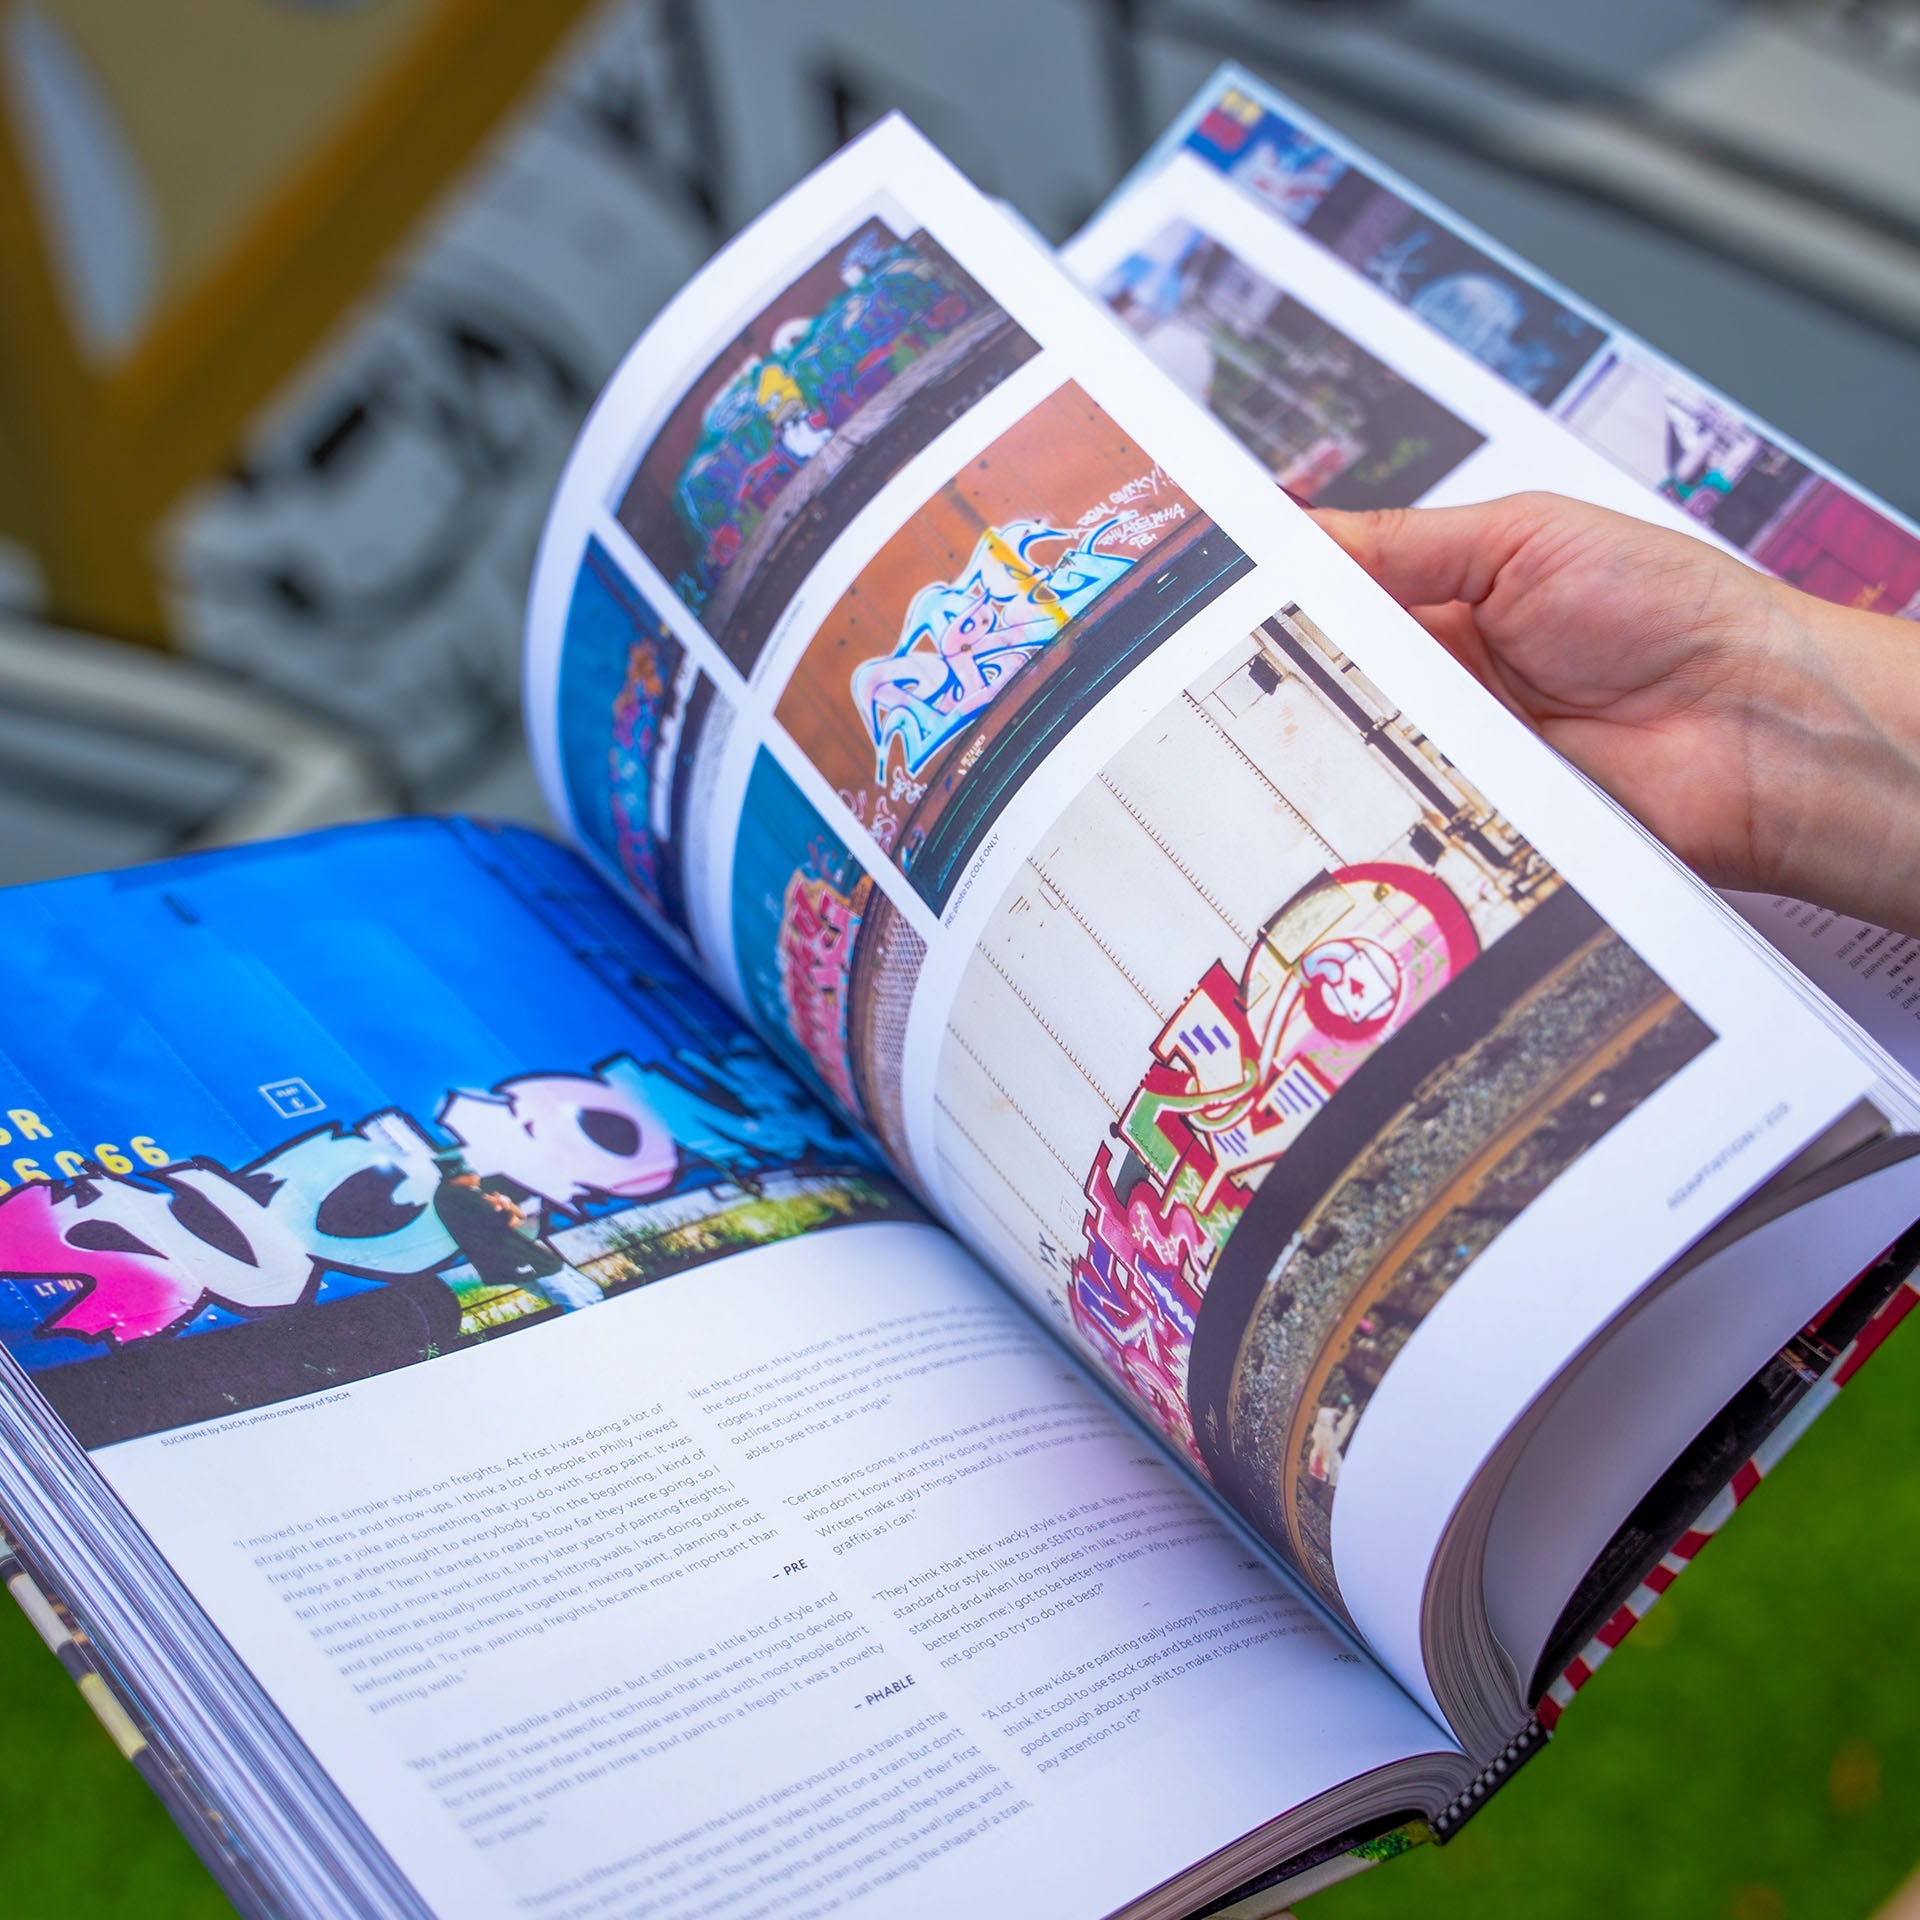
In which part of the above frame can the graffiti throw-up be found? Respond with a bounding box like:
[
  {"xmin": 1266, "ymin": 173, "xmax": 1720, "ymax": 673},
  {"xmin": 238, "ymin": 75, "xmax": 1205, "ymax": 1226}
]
[
  {"xmin": 850, "ymin": 516, "xmax": 1135, "ymax": 782},
  {"xmin": 0, "ymin": 1047, "xmax": 855, "ymax": 1346}
]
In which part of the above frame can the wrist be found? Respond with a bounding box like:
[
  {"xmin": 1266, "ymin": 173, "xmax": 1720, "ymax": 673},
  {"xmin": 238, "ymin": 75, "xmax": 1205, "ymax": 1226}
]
[{"xmin": 1754, "ymin": 585, "xmax": 1920, "ymax": 933}]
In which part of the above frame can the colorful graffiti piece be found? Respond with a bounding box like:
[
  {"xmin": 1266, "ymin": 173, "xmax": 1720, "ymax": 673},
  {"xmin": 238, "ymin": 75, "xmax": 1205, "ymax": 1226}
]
[
  {"xmin": 1181, "ymin": 73, "xmax": 1920, "ymax": 618},
  {"xmin": 1187, "ymin": 94, "xmax": 1350, "ymax": 229},
  {"xmin": 1071, "ymin": 864, "xmax": 1479, "ymax": 1459},
  {"xmin": 0, "ymin": 1046, "xmax": 855, "ymax": 1349},
  {"xmin": 775, "ymin": 383, "xmax": 1209, "ymax": 878},
  {"xmin": 851, "ymin": 516, "xmax": 1136, "ymax": 781},
  {"xmin": 674, "ymin": 226, "xmax": 975, "ymax": 605},
  {"xmin": 607, "ymin": 634, "xmax": 680, "ymax": 903}
]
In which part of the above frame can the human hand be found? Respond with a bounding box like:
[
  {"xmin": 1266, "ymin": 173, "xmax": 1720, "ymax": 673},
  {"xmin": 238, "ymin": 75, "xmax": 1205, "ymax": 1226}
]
[{"xmin": 1310, "ymin": 493, "xmax": 1920, "ymax": 934}]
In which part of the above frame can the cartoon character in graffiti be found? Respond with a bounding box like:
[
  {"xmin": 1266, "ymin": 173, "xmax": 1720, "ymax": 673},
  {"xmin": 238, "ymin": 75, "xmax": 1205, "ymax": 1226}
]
[
  {"xmin": 1070, "ymin": 864, "xmax": 1481, "ymax": 1458},
  {"xmin": 437, "ymin": 1063, "xmax": 680, "ymax": 1223},
  {"xmin": 0, "ymin": 1046, "xmax": 864, "ymax": 1346},
  {"xmin": 851, "ymin": 517, "xmax": 1134, "ymax": 782},
  {"xmin": 1306, "ymin": 1399, "xmax": 1357, "ymax": 1488},
  {"xmin": 673, "ymin": 232, "xmax": 972, "ymax": 597}
]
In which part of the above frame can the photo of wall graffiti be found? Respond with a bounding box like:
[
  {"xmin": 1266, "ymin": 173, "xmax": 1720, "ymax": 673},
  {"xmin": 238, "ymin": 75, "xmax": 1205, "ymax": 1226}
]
[
  {"xmin": 558, "ymin": 538, "xmax": 727, "ymax": 937},
  {"xmin": 616, "ymin": 208, "xmax": 1039, "ymax": 672},
  {"xmin": 728, "ymin": 751, "xmax": 926, "ymax": 1173},
  {"xmin": 0, "ymin": 821, "xmax": 913, "ymax": 1449},
  {"xmin": 1184, "ymin": 88, "xmax": 1605, "ymax": 404},
  {"xmin": 1183, "ymin": 80, "xmax": 1920, "ymax": 623},
  {"xmin": 933, "ymin": 609, "xmax": 1712, "ymax": 1615},
  {"xmin": 1100, "ymin": 220, "xmax": 1485, "ymax": 509},
  {"xmin": 1552, "ymin": 350, "xmax": 1920, "ymax": 613},
  {"xmin": 773, "ymin": 380, "xmax": 1252, "ymax": 912},
  {"xmin": 731, "ymin": 749, "xmax": 873, "ymax": 1119}
]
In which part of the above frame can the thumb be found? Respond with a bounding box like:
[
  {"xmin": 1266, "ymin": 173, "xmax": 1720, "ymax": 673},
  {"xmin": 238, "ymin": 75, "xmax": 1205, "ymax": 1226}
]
[{"xmin": 1306, "ymin": 499, "xmax": 1546, "ymax": 611}]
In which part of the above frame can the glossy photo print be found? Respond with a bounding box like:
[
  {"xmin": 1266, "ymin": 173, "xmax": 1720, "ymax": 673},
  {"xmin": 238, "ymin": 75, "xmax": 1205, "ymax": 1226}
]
[
  {"xmin": 729, "ymin": 749, "xmax": 875, "ymax": 1122},
  {"xmin": 557, "ymin": 537, "xmax": 725, "ymax": 936},
  {"xmin": 0, "ymin": 822, "xmax": 916, "ymax": 1448},
  {"xmin": 934, "ymin": 609, "xmax": 1713, "ymax": 1617},
  {"xmin": 727, "ymin": 750, "xmax": 929, "ymax": 1170},
  {"xmin": 1183, "ymin": 84, "xmax": 1605, "ymax": 405},
  {"xmin": 774, "ymin": 380, "xmax": 1252, "ymax": 910},
  {"xmin": 1100, "ymin": 219, "xmax": 1486, "ymax": 508},
  {"xmin": 617, "ymin": 209, "xmax": 1039, "ymax": 672}
]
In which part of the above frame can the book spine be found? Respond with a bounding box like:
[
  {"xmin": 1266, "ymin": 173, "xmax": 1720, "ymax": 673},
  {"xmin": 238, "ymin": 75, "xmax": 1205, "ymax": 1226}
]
[
  {"xmin": 1535, "ymin": 1273, "xmax": 1920, "ymax": 1729},
  {"xmin": 1428, "ymin": 1718, "xmax": 1551, "ymax": 1840}
]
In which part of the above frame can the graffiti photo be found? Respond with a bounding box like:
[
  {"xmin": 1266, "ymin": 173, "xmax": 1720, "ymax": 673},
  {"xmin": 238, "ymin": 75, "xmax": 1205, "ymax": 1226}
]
[
  {"xmin": 1100, "ymin": 220, "xmax": 1485, "ymax": 508},
  {"xmin": 933, "ymin": 608, "xmax": 1712, "ymax": 1616},
  {"xmin": 617, "ymin": 207, "xmax": 1038, "ymax": 671},
  {"xmin": 1185, "ymin": 87, "xmax": 1605, "ymax": 405},
  {"xmin": 728, "ymin": 751, "xmax": 926, "ymax": 1173},
  {"xmin": 774, "ymin": 380, "xmax": 1251, "ymax": 911},
  {"xmin": 558, "ymin": 538, "xmax": 726, "ymax": 936},
  {"xmin": 1746, "ymin": 479, "xmax": 1920, "ymax": 617},
  {"xmin": 730, "ymin": 749, "xmax": 874, "ymax": 1120},
  {"xmin": 0, "ymin": 821, "xmax": 916, "ymax": 1448}
]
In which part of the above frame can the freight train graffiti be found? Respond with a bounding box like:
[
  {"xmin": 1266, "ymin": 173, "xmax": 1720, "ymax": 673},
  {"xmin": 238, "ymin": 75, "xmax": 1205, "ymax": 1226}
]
[
  {"xmin": 1070, "ymin": 864, "xmax": 1482, "ymax": 1463},
  {"xmin": 850, "ymin": 515, "xmax": 1137, "ymax": 783},
  {"xmin": 0, "ymin": 1044, "xmax": 866, "ymax": 1349},
  {"xmin": 731, "ymin": 750, "xmax": 877, "ymax": 1124}
]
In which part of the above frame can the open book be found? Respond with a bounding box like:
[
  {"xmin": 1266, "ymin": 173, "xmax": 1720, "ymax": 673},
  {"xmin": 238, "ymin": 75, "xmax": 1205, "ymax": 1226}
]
[{"xmin": 5, "ymin": 73, "xmax": 1920, "ymax": 1920}]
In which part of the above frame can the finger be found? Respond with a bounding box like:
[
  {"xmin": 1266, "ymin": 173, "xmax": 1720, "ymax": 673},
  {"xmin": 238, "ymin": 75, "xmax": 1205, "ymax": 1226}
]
[
  {"xmin": 1307, "ymin": 496, "xmax": 1584, "ymax": 610},
  {"xmin": 1403, "ymin": 598, "xmax": 1480, "ymax": 664},
  {"xmin": 1404, "ymin": 599, "xmax": 1545, "ymax": 732}
]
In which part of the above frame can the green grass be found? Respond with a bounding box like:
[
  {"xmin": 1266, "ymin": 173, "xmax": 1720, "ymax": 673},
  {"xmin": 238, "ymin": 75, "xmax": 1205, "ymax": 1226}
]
[
  {"xmin": 0, "ymin": 1593, "xmax": 233, "ymax": 1917},
  {"xmin": 5, "ymin": 1319, "xmax": 1919, "ymax": 1916},
  {"xmin": 1314, "ymin": 1309, "xmax": 1920, "ymax": 1920}
]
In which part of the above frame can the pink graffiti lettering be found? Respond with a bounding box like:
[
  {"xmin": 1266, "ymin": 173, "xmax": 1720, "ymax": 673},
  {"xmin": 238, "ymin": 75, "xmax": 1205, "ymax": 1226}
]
[
  {"xmin": 1069, "ymin": 1145, "xmax": 1213, "ymax": 1461},
  {"xmin": 0, "ymin": 1051, "xmax": 841, "ymax": 1347},
  {"xmin": 1074, "ymin": 863, "xmax": 1483, "ymax": 1461},
  {"xmin": 776, "ymin": 875, "xmax": 861, "ymax": 1115},
  {"xmin": 0, "ymin": 1110, "xmax": 455, "ymax": 1343}
]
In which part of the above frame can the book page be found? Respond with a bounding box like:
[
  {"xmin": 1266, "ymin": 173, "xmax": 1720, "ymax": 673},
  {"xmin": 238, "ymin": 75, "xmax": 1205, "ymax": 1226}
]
[
  {"xmin": 1061, "ymin": 68, "xmax": 1920, "ymax": 1076},
  {"xmin": 0, "ymin": 819, "xmax": 1456, "ymax": 1920},
  {"xmin": 523, "ymin": 114, "xmax": 1900, "ymax": 1729},
  {"xmin": 101, "ymin": 1231, "xmax": 1462, "ymax": 1920}
]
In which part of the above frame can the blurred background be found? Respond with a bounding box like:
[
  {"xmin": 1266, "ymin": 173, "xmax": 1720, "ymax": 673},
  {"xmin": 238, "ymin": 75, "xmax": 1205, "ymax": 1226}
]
[{"xmin": 0, "ymin": 0, "xmax": 1917, "ymax": 1912}]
